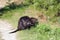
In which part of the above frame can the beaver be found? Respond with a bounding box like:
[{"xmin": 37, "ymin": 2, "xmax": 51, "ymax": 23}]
[{"xmin": 10, "ymin": 16, "xmax": 38, "ymax": 33}]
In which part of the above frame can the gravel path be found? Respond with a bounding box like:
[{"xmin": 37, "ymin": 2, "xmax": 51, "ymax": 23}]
[{"xmin": 0, "ymin": 20, "xmax": 16, "ymax": 40}]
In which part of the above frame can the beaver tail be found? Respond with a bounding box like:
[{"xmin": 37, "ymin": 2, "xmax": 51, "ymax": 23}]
[{"xmin": 9, "ymin": 29, "xmax": 19, "ymax": 34}]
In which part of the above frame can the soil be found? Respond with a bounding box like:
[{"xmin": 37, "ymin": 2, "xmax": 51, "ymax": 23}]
[{"xmin": 0, "ymin": 20, "xmax": 16, "ymax": 40}]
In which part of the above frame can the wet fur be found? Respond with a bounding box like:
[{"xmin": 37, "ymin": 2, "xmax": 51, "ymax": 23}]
[{"xmin": 10, "ymin": 16, "xmax": 38, "ymax": 34}]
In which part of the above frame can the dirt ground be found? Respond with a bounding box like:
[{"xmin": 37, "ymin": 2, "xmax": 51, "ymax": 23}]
[{"xmin": 0, "ymin": 19, "xmax": 17, "ymax": 40}]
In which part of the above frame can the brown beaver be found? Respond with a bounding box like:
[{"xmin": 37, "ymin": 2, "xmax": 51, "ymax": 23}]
[{"xmin": 10, "ymin": 16, "xmax": 38, "ymax": 33}]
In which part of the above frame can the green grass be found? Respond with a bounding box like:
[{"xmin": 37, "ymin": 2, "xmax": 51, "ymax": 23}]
[
  {"xmin": 0, "ymin": 6, "xmax": 27, "ymax": 27},
  {"xmin": 0, "ymin": 3, "xmax": 60, "ymax": 40},
  {"xmin": 17, "ymin": 23, "xmax": 60, "ymax": 40}
]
